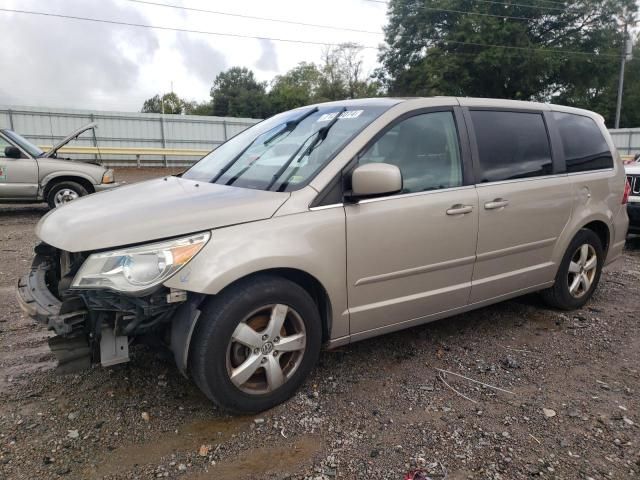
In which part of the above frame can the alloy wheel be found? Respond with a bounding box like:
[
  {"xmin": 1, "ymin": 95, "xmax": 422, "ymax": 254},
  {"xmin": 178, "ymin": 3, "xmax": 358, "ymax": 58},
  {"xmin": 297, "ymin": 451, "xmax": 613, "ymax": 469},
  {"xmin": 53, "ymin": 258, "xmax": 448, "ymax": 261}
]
[
  {"xmin": 226, "ymin": 304, "xmax": 306, "ymax": 395},
  {"xmin": 567, "ymin": 244, "xmax": 597, "ymax": 298}
]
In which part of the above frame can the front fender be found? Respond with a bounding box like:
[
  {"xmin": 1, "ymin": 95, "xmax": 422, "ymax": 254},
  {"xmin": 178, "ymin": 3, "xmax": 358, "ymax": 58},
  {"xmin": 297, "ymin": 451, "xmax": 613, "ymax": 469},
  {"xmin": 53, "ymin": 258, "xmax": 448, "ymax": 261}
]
[
  {"xmin": 41, "ymin": 170, "xmax": 100, "ymax": 187},
  {"xmin": 163, "ymin": 208, "xmax": 349, "ymax": 339}
]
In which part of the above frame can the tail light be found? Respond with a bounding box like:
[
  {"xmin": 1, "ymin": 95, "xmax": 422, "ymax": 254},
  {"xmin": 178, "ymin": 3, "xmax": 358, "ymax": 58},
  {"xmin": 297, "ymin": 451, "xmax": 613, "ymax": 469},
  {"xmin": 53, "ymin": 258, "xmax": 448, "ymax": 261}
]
[{"xmin": 622, "ymin": 178, "xmax": 631, "ymax": 204}]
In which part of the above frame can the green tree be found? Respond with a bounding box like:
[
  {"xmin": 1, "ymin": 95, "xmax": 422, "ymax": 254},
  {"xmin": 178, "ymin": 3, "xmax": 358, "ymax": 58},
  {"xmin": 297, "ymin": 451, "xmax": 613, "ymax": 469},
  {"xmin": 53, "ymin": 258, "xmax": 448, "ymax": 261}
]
[
  {"xmin": 184, "ymin": 100, "xmax": 214, "ymax": 116},
  {"xmin": 141, "ymin": 92, "xmax": 189, "ymax": 114},
  {"xmin": 265, "ymin": 45, "xmax": 380, "ymax": 115},
  {"xmin": 267, "ymin": 62, "xmax": 322, "ymax": 114},
  {"xmin": 379, "ymin": 0, "xmax": 636, "ymax": 125},
  {"xmin": 210, "ymin": 67, "xmax": 268, "ymax": 118}
]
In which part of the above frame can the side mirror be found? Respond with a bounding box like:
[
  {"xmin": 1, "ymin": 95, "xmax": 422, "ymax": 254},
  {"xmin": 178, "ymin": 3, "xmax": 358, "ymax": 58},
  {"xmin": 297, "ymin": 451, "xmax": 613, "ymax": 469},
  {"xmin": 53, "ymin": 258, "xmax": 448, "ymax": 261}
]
[
  {"xmin": 4, "ymin": 146, "xmax": 22, "ymax": 159},
  {"xmin": 349, "ymin": 163, "xmax": 402, "ymax": 199}
]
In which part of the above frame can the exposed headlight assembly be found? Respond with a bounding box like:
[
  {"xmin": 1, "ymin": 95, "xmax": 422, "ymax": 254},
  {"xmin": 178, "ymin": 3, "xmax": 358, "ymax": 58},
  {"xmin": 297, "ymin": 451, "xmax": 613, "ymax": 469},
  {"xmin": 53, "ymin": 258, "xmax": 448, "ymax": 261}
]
[
  {"xmin": 71, "ymin": 232, "xmax": 210, "ymax": 293},
  {"xmin": 101, "ymin": 169, "xmax": 115, "ymax": 184}
]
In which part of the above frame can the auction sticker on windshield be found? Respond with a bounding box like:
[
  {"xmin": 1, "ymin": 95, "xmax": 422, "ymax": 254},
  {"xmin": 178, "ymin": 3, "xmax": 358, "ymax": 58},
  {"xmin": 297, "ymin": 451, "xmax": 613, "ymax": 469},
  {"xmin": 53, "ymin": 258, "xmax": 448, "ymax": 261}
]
[{"xmin": 318, "ymin": 110, "xmax": 363, "ymax": 122}]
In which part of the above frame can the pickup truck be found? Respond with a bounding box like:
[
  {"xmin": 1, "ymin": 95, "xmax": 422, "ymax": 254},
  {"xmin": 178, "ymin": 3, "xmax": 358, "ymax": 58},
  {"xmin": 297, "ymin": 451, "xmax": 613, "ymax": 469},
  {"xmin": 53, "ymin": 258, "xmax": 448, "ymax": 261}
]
[{"xmin": 0, "ymin": 122, "xmax": 119, "ymax": 208}]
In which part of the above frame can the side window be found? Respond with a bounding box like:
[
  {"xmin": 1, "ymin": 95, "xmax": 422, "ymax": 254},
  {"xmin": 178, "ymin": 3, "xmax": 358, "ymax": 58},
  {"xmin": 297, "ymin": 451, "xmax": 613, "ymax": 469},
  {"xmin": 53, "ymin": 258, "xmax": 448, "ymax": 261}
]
[
  {"xmin": 0, "ymin": 137, "xmax": 10, "ymax": 158},
  {"xmin": 553, "ymin": 112, "xmax": 613, "ymax": 172},
  {"xmin": 470, "ymin": 111, "xmax": 553, "ymax": 182},
  {"xmin": 359, "ymin": 111, "xmax": 462, "ymax": 193}
]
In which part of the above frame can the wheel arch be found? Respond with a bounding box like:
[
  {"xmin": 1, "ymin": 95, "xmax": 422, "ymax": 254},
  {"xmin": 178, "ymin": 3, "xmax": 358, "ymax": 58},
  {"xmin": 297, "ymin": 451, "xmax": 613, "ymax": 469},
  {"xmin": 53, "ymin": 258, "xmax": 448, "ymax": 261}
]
[
  {"xmin": 42, "ymin": 174, "xmax": 96, "ymax": 199},
  {"xmin": 551, "ymin": 215, "xmax": 612, "ymax": 280},
  {"xmin": 580, "ymin": 219, "xmax": 610, "ymax": 254},
  {"xmin": 215, "ymin": 268, "xmax": 333, "ymax": 344}
]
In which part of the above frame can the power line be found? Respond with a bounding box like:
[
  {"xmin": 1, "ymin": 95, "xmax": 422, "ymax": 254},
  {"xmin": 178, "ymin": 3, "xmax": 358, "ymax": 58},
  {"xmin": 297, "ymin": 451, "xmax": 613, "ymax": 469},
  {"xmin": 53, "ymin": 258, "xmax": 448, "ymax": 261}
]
[
  {"xmin": 0, "ymin": 7, "xmax": 625, "ymax": 61},
  {"xmin": 127, "ymin": 0, "xmax": 382, "ymax": 35},
  {"xmin": 0, "ymin": 7, "xmax": 380, "ymax": 48},
  {"xmin": 364, "ymin": 0, "xmax": 571, "ymax": 8}
]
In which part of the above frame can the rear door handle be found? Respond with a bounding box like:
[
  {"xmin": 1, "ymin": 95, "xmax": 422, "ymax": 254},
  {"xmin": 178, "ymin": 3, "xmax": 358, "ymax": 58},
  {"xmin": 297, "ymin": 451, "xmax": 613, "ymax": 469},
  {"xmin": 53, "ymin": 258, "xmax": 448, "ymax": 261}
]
[
  {"xmin": 446, "ymin": 204, "xmax": 474, "ymax": 215},
  {"xmin": 484, "ymin": 199, "xmax": 509, "ymax": 210}
]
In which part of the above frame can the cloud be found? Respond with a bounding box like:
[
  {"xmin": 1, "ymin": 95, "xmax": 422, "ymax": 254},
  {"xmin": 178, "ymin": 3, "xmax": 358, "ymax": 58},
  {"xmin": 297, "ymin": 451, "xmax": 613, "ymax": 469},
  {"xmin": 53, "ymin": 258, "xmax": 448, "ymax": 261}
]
[
  {"xmin": 175, "ymin": 32, "xmax": 227, "ymax": 86},
  {"xmin": 255, "ymin": 39, "xmax": 279, "ymax": 72},
  {"xmin": 0, "ymin": 0, "xmax": 159, "ymax": 110}
]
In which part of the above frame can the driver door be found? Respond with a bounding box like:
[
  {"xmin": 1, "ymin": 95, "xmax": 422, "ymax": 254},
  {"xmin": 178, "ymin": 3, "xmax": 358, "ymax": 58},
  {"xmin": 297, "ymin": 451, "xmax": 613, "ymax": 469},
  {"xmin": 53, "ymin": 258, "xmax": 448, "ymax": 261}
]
[{"xmin": 0, "ymin": 135, "xmax": 39, "ymax": 200}]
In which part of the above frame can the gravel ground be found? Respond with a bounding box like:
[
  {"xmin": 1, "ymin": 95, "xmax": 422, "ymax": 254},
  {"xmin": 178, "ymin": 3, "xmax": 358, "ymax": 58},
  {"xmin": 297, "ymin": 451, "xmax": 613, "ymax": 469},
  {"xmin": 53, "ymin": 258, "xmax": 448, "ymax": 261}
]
[{"xmin": 1, "ymin": 168, "xmax": 639, "ymax": 479}]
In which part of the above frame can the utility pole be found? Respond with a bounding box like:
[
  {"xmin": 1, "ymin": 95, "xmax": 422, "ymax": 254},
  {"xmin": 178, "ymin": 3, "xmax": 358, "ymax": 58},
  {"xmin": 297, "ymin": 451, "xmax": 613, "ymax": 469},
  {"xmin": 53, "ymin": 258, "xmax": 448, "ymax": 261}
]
[{"xmin": 615, "ymin": 21, "xmax": 629, "ymax": 129}]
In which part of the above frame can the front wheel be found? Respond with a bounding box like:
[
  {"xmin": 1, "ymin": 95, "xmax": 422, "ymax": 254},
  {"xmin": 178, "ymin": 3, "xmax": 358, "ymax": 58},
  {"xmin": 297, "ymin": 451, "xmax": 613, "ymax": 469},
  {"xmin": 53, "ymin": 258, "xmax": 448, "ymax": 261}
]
[
  {"xmin": 47, "ymin": 181, "xmax": 88, "ymax": 208},
  {"xmin": 541, "ymin": 229, "xmax": 604, "ymax": 310},
  {"xmin": 189, "ymin": 275, "xmax": 322, "ymax": 413}
]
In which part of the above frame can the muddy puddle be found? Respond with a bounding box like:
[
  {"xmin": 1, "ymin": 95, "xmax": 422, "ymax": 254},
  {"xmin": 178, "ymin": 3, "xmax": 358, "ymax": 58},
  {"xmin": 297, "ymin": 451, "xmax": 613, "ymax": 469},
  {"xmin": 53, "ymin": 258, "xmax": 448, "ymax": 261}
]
[
  {"xmin": 186, "ymin": 435, "xmax": 322, "ymax": 479},
  {"xmin": 86, "ymin": 416, "xmax": 251, "ymax": 478}
]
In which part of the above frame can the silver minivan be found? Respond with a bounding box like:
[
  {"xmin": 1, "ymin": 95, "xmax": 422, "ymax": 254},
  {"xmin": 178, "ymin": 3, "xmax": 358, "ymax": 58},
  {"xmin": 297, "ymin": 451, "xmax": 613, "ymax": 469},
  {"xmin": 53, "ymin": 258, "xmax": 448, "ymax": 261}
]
[
  {"xmin": 0, "ymin": 123, "xmax": 118, "ymax": 208},
  {"xmin": 18, "ymin": 97, "xmax": 629, "ymax": 413}
]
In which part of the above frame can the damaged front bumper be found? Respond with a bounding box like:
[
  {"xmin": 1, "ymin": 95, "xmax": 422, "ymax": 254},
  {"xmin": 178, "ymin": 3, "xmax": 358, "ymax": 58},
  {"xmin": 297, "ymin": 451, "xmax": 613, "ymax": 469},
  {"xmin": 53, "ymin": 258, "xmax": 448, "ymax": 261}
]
[{"xmin": 17, "ymin": 244, "xmax": 195, "ymax": 373}]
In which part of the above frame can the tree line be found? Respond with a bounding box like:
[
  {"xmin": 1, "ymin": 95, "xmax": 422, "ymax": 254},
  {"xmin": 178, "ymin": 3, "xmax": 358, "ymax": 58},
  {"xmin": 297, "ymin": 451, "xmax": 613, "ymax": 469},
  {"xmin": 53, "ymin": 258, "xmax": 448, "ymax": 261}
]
[
  {"xmin": 142, "ymin": 43, "xmax": 377, "ymax": 119},
  {"xmin": 142, "ymin": 0, "xmax": 640, "ymax": 128}
]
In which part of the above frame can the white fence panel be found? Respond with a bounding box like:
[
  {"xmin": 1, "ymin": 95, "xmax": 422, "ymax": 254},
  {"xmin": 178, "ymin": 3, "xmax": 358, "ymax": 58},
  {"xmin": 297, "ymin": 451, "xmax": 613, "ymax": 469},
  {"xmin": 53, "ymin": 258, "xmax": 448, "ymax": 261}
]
[
  {"xmin": 609, "ymin": 128, "xmax": 640, "ymax": 156},
  {"xmin": 0, "ymin": 105, "xmax": 260, "ymax": 167}
]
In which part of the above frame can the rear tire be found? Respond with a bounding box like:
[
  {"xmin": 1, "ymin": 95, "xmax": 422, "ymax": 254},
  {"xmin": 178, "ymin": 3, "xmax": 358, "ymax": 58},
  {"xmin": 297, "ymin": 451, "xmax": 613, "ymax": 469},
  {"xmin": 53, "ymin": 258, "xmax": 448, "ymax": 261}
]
[
  {"xmin": 541, "ymin": 229, "xmax": 604, "ymax": 310},
  {"xmin": 189, "ymin": 275, "xmax": 322, "ymax": 413},
  {"xmin": 47, "ymin": 181, "xmax": 88, "ymax": 208}
]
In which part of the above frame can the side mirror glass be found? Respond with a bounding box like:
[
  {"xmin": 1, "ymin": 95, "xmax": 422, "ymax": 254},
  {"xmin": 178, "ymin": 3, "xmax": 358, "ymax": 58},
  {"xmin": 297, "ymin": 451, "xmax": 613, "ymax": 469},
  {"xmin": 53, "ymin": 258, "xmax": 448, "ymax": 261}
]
[
  {"xmin": 349, "ymin": 163, "xmax": 402, "ymax": 199},
  {"xmin": 4, "ymin": 146, "xmax": 22, "ymax": 159}
]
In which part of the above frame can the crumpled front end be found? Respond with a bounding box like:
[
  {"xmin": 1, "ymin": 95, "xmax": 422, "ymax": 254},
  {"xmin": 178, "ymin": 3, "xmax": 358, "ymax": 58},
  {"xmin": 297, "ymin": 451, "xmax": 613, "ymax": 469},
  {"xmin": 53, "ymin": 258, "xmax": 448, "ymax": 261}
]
[{"xmin": 17, "ymin": 243, "xmax": 187, "ymax": 372}]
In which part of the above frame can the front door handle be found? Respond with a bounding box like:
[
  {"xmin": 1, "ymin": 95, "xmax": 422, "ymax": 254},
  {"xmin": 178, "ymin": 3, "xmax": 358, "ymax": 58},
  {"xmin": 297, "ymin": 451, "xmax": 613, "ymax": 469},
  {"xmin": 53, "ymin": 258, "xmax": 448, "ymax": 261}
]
[
  {"xmin": 446, "ymin": 204, "xmax": 474, "ymax": 215},
  {"xmin": 484, "ymin": 199, "xmax": 509, "ymax": 210}
]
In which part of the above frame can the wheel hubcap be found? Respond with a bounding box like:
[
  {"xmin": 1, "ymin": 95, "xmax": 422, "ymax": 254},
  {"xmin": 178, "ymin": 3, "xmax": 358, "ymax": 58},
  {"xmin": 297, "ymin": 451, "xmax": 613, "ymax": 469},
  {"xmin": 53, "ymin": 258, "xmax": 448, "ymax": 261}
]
[
  {"xmin": 567, "ymin": 243, "xmax": 597, "ymax": 298},
  {"xmin": 54, "ymin": 188, "xmax": 79, "ymax": 206},
  {"xmin": 226, "ymin": 304, "xmax": 306, "ymax": 395}
]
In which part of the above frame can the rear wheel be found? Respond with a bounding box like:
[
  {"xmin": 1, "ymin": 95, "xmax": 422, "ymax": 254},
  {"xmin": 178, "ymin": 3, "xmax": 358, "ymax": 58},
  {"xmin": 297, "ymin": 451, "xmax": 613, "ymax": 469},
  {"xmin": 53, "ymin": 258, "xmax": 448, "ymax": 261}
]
[
  {"xmin": 541, "ymin": 229, "xmax": 604, "ymax": 310},
  {"xmin": 189, "ymin": 275, "xmax": 322, "ymax": 413},
  {"xmin": 47, "ymin": 181, "xmax": 88, "ymax": 208}
]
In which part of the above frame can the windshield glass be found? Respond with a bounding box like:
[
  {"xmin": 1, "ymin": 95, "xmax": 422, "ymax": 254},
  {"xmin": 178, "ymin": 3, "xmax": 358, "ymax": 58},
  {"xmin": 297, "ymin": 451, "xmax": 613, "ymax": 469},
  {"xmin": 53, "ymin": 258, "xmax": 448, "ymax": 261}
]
[
  {"xmin": 182, "ymin": 104, "xmax": 391, "ymax": 191},
  {"xmin": 2, "ymin": 130, "xmax": 44, "ymax": 157}
]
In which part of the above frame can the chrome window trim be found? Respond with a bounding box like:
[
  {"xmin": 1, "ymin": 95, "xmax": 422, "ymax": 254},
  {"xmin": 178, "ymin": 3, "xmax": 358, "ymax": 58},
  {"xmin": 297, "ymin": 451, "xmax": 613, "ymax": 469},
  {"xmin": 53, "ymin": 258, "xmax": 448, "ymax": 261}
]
[
  {"xmin": 474, "ymin": 173, "xmax": 567, "ymax": 188},
  {"xmin": 355, "ymin": 184, "xmax": 475, "ymax": 205},
  {"xmin": 309, "ymin": 203, "xmax": 344, "ymax": 211},
  {"xmin": 567, "ymin": 168, "xmax": 615, "ymax": 177}
]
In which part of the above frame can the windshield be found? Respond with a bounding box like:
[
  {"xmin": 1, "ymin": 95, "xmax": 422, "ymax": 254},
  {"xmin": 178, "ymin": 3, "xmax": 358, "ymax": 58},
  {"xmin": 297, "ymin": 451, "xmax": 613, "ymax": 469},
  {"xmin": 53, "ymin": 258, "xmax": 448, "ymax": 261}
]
[
  {"xmin": 182, "ymin": 104, "xmax": 391, "ymax": 191},
  {"xmin": 2, "ymin": 130, "xmax": 44, "ymax": 158}
]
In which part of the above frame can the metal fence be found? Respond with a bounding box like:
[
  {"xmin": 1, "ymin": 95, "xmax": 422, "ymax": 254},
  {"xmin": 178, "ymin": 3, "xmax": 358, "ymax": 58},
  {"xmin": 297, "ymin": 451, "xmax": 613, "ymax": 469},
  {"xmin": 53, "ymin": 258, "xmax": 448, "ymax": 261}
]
[
  {"xmin": 609, "ymin": 128, "xmax": 640, "ymax": 156},
  {"xmin": 0, "ymin": 106, "xmax": 260, "ymax": 167}
]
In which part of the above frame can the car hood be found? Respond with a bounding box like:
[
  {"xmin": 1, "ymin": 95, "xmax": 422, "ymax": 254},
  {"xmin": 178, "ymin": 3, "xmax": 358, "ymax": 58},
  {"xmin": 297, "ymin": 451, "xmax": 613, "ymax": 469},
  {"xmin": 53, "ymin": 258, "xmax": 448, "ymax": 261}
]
[
  {"xmin": 44, "ymin": 122, "xmax": 97, "ymax": 158},
  {"xmin": 36, "ymin": 176, "xmax": 290, "ymax": 252}
]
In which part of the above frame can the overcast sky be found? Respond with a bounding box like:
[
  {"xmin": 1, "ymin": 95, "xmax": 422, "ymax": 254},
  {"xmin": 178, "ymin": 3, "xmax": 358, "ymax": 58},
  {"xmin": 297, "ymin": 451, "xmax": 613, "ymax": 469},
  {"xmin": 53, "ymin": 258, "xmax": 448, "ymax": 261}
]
[{"xmin": 0, "ymin": 0, "xmax": 387, "ymax": 112}]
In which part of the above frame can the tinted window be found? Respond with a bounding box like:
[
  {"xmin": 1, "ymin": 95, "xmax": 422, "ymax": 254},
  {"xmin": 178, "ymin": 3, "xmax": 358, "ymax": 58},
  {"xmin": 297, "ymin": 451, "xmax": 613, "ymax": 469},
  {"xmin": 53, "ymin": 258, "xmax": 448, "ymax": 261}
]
[
  {"xmin": 359, "ymin": 111, "xmax": 462, "ymax": 193},
  {"xmin": 470, "ymin": 111, "xmax": 553, "ymax": 182},
  {"xmin": 553, "ymin": 112, "xmax": 613, "ymax": 172}
]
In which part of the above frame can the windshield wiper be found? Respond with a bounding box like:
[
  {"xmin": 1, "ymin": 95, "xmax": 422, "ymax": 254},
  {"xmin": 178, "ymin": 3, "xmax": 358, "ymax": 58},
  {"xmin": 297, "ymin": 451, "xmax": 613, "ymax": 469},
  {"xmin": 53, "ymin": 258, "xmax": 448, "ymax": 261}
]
[
  {"xmin": 267, "ymin": 107, "xmax": 346, "ymax": 192},
  {"xmin": 212, "ymin": 107, "xmax": 320, "ymax": 184},
  {"xmin": 262, "ymin": 107, "xmax": 319, "ymax": 146}
]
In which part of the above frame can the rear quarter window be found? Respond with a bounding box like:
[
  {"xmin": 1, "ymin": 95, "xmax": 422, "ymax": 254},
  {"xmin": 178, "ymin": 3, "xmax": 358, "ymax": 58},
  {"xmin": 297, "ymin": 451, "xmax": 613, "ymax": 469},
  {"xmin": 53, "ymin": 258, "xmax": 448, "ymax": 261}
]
[{"xmin": 553, "ymin": 112, "xmax": 613, "ymax": 173}]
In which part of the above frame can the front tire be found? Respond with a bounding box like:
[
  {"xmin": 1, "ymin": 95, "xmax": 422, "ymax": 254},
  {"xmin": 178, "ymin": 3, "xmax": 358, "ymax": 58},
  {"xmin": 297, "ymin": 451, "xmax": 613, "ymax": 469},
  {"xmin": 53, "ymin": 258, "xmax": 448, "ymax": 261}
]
[
  {"xmin": 189, "ymin": 275, "xmax": 322, "ymax": 413},
  {"xmin": 47, "ymin": 181, "xmax": 88, "ymax": 208},
  {"xmin": 541, "ymin": 229, "xmax": 604, "ymax": 310}
]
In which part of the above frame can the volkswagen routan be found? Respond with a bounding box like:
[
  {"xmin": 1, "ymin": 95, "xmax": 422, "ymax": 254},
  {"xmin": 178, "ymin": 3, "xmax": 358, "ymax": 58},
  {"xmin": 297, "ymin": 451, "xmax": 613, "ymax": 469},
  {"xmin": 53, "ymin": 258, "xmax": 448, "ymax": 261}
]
[{"xmin": 18, "ymin": 97, "xmax": 629, "ymax": 413}]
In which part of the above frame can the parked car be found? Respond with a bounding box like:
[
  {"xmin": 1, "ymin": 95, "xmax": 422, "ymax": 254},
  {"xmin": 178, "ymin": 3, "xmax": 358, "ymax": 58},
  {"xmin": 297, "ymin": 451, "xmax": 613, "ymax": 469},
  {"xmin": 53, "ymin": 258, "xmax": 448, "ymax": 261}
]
[
  {"xmin": 625, "ymin": 162, "xmax": 640, "ymax": 233},
  {"xmin": 18, "ymin": 97, "xmax": 629, "ymax": 413},
  {"xmin": 0, "ymin": 122, "xmax": 118, "ymax": 208}
]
